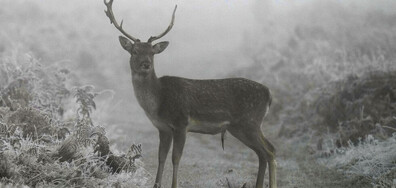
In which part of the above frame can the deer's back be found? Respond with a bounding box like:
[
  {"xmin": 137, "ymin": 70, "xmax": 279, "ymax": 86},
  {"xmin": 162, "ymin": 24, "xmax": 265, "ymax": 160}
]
[{"xmin": 158, "ymin": 76, "xmax": 271, "ymax": 124}]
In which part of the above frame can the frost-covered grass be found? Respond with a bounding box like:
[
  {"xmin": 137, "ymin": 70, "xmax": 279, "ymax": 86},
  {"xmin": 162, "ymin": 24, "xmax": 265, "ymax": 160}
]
[
  {"xmin": 318, "ymin": 134, "xmax": 396, "ymax": 186},
  {"xmin": 317, "ymin": 134, "xmax": 396, "ymax": 187},
  {"xmin": 0, "ymin": 51, "xmax": 149, "ymax": 187}
]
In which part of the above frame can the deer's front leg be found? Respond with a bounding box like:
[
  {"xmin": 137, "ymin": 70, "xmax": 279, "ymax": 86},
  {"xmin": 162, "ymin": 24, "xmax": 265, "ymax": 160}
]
[
  {"xmin": 171, "ymin": 128, "xmax": 186, "ymax": 188},
  {"xmin": 154, "ymin": 130, "xmax": 172, "ymax": 188}
]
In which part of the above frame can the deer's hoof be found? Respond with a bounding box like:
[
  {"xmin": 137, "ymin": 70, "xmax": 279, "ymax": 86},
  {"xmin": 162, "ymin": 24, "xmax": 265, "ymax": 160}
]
[{"xmin": 153, "ymin": 183, "xmax": 161, "ymax": 188}]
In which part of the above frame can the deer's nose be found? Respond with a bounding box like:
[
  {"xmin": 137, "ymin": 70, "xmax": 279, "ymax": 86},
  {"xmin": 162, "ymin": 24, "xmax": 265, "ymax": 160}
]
[{"xmin": 141, "ymin": 62, "xmax": 151, "ymax": 70}]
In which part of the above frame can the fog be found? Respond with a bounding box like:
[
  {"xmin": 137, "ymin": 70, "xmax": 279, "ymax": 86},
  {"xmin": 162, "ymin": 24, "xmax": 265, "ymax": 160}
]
[
  {"xmin": 40, "ymin": 0, "xmax": 258, "ymax": 78},
  {"xmin": 0, "ymin": 0, "xmax": 396, "ymax": 119},
  {"xmin": 1, "ymin": 0, "xmax": 396, "ymax": 122},
  {"xmin": 3, "ymin": 0, "xmax": 394, "ymax": 78}
]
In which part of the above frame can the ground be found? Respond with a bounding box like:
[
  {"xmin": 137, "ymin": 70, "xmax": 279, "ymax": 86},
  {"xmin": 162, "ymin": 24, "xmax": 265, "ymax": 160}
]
[{"xmin": 113, "ymin": 118, "xmax": 372, "ymax": 188}]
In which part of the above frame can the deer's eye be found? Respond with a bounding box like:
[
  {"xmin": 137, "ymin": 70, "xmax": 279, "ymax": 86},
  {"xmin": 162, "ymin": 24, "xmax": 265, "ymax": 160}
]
[{"xmin": 131, "ymin": 50, "xmax": 138, "ymax": 56}]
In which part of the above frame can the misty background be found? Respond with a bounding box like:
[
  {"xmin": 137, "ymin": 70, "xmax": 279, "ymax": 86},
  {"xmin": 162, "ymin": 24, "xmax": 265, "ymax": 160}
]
[{"xmin": 2, "ymin": 0, "xmax": 395, "ymax": 126}]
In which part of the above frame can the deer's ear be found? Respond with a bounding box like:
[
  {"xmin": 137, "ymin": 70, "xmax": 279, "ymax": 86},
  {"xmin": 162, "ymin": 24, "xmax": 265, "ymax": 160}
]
[
  {"xmin": 119, "ymin": 36, "xmax": 134, "ymax": 52},
  {"xmin": 153, "ymin": 41, "xmax": 169, "ymax": 54}
]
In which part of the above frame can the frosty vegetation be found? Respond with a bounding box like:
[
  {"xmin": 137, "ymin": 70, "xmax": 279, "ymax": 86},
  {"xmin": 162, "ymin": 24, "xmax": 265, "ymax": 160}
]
[
  {"xmin": 0, "ymin": 52, "xmax": 148, "ymax": 187},
  {"xmin": 233, "ymin": 1, "xmax": 396, "ymax": 187}
]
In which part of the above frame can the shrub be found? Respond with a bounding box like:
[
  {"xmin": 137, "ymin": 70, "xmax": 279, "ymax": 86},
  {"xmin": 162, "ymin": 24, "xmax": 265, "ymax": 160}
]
[
  {"xmin": 318, "ymin": 134, "xmax": 396, "ymax": 187},
  {"xmin": 0, "ymin": 52, "xmax": 148, "ymax": 187}
]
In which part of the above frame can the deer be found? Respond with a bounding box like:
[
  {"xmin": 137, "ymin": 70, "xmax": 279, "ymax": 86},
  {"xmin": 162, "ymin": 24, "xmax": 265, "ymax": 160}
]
[{"xmin": 104, "ymin": 1, "xmax": 277, "ymax": 188}]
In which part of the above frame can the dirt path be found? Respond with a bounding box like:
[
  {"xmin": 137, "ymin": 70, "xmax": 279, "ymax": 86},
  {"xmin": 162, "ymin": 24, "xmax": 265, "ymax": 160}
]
[{"xmin": 111, "ymin": 121, "xmax": 370, "ymax": 188}]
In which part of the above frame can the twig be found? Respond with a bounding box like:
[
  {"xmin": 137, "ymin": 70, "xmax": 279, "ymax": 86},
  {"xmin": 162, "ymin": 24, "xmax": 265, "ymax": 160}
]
[
  {"xmin": 381, "ymin": 125, "xmax": 396, "ymax": 132},
  {"xmin": 226, "ymin": 177, "xmax": 232, "ymax": 188}
]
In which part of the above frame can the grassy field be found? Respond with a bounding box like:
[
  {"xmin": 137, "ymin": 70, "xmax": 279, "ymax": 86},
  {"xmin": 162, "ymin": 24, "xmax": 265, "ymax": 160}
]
[{"xmin": 1, "ymin": 0, "xmax": 396, "ymax": 187}]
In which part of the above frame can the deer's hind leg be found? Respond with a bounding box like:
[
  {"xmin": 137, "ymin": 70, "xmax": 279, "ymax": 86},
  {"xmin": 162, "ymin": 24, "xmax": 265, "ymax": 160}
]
[
  {"xmin": 259, "ymin": 131, "xmax": 277, "ymax": 188},
  {"xmin": 227, "ymin": 121, "xmax": 276, "ymax": 188}
]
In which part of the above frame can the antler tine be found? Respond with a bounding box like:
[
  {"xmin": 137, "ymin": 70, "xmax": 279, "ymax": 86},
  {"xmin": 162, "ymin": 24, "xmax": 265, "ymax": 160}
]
[
  {"xmin": 147, "ymin": 5, "xmax": 177, "ymax": 43},
  {"xmin": 104, "ymin": 0, "xmax": 140, "ymax": 42}
]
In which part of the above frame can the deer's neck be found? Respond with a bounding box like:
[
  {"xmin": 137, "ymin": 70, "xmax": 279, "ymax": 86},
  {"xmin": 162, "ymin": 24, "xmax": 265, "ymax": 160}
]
[{"xmin": 131, "ymin": 71, "xmax": 161, "ymax": 116}]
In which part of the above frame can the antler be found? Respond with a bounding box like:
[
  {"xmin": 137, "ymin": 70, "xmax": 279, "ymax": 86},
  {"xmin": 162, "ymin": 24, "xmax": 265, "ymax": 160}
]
[
  {"xmin": 147, "ymin": 5, "xmax": 177, "ymax": 43},
  {"xmin": 104, "ymin": 0, "xmax": 140, "ymax": 42}
]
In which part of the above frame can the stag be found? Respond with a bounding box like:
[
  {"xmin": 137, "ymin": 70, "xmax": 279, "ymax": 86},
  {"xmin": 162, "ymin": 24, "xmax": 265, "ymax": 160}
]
[{"xmin": 104, "ymin": 1, "xmax": 277, "ymax": 187}]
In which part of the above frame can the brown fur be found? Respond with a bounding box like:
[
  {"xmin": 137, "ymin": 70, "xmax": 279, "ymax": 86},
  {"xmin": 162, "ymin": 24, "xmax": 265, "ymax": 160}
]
[{"xmin": 104, "ymin": 1, "xmax": 277, "ymax": 185}]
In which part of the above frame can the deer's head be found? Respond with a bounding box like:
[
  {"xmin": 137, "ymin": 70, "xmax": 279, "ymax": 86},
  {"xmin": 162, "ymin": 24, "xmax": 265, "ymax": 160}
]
[
  {"xmin": 118, "ymin": 37, "xmax": 169, "ymax": 75},
  {"xmin": 104, "ymin": 0, "xmax": 176, "ymax": 76}
]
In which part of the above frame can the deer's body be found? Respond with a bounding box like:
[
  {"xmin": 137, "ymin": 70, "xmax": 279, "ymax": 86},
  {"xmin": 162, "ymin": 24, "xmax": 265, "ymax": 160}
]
[
  {"xmin": 134, "ymin": 74, "xmax": 272, "ymax": 133},
  {"xmin": 104, "ymin": 1, "xmax": 277, "ymax": 187}
]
